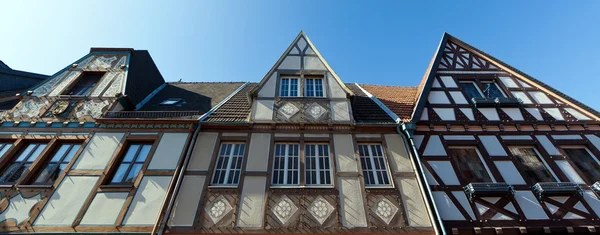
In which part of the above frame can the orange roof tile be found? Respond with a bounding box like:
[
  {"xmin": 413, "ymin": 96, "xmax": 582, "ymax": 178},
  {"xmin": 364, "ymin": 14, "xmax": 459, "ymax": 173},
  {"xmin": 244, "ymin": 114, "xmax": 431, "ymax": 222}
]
[{"xmin": 360, "ymin": 85, "xmax": 418, "ymax": 122}]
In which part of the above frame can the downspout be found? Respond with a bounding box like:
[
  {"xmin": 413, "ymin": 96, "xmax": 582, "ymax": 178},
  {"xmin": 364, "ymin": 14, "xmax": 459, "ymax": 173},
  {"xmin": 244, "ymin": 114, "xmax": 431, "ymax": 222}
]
[
  {"xmin": 153, "ymin": 122, "xmax": 202, "ymax": 235},
  {"xmin": 397, "ymin": 122, "xmax": 446, "ymax": 235}
]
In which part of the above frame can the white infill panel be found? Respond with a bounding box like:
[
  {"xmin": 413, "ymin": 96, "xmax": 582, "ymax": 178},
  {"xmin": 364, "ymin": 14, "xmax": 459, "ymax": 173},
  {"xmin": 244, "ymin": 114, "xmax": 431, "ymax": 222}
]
[
  {"xmin": 278, "ymin": 56, "xmax": 301, "ymax": 70},
  {"xmin": 414, "ymin": 135, "xmax": 424, "ymax": 149},
  {"xmin": 432, "ymin": 192, "xmax": 465, "ymax": 220},
  {"xmin": 423, "ymin": 136, "xmax": 447, "ymax": 156},
  {"xmin": 443, "ymin": 135, "xmax": 476, "ymax": 141},
  {"xmin": 501, "ymin": 108, "xmax": 524, "ymax": 121},
  {"xmin": 333, "ymin": 134, "xmax": 358, "ymax": 172},
  {"xmin": 564, "ymin": 108, "xmax": 591, "ymax": 120},
  {"xmin": 501, "ymin": 135, "xmax": 532, "ymax": 140},
  {"xmin": 459, "ymin": 108, "xmax": 474, "ymax": 120},
  {"xmin": 514, "ymin": 191, "xmax": 548, "ymax": 219},
  {"xmin": 439, "ymin": 76, "xmax": 457, "ymax": 88},
  {"xmin": 433, "ymin": 108, "xmax": 455, "ymax": 121},
  {"xmin": 398, "ymin": 178, "xmax": 432, "ymax": 227},
  {"xmin": 327, "ymin": 73, "xmax": 346, "ymax": 98},
  {"xmin": 423, "ymin": 167, "xmax": 439, "ymax": 185},
  {"xmin": 585, "ymin": 134, "xmax": 600, "ymax": 150},
  {"xmin": 35, "ymin": 176, "xmax": 99, "ymax": 225},
  {"xmin": 331, "ymin": 101, "xmax": 351, "ymax": 121},
  {"xmin": 253, "ymin": 100, "xmax": 274, "ymax": 121},
  {"xmin": 499, "ymin": 77, "xmax": 519, "ymax": 88},
  {"xmin": 257, "ymin": 72, "xmax": 277, "ymax": 97},
  {"xmin": 452, "ymin": 192, "xmax": 475, "ymax": 220},
  {"xmin": 338, "ymin": 177, "xmax": 367, "ymax": 227},
  {"xmin": 304, "ymin": 56, "xmax": 326, "ymax": 70},
  {"xmin": 237, "ymin": 176, "xmax": 267, "ymax": 227},
  {"xmin": 449, "ymin": 91, "xmax": 468, "ymax": 104},
  {"xmin": 535, "ymin": 135, "xmax": 561, "ymax": 155},
  {"xmin": 494, "ymin": 161, "xmax": 526, "ymax": 185},
  {"xmin": 0, "ymin": 193, "xmax": 42, "ymax": 224},
  {"xmin": 148, "ymin": 132, "xmax": 189, "ymax": 170},
  {"xmin": 555, "ymin": 160, "xmax": 585, "ymax": 184},
  {"xmin": 517, "ymin": 79, "xmax": 531, "ymax": 88},
  {"xmin": 529, "ymin": 91, "xmax": 553, "ymax": 104},
  {"xmin": 384, "ymin": 134, "xmax": 413, "ymax": 173},
  {"xmin": 420, "ymin": 109, "xmax": 428, "ymax": 120},
  {"xmin": 432, "ymin": 79, "xmax": 442, "ymax": 88},
  {"xmin": 478, "ymin": 108, "xmax": 499, "ymax": 121},
  {"xmin": 551, "ymin": 135, "xmax": 582, "ymax": 140},
  {"xmin": 169, "ymin": 175, "xmax": 206, "ymax": 226},
  {"xmin": 80, "ymin": 192, "xmax": 128, "ymax": 225},
  {"xmin": 245, "ymin": 133, "xmax": 271, "ymax": 172},
  {"xmin": 428, "ymin": 161, "xmax": 459, "ymax": 185},
  {"xmin": 511, "ymin": 91, "xmax": 532, "ymax": 104},
  {"xmin": 123, "ymin": 176, "xmax": 172, "ymax": 225},
  {"xmin": 525, "ymin": 108, "xmax": 544, "ymax": 120},
  {"xmin": 583, "ymin": 190, "xmax": 600, "ymax": 216},
  {"xmin": 428, "ymin": 91, "xmax": 451, "ymax": 104},
  {"xmin": 478, "ymin": 136, "xmax": 507, "ymax": 156},
  {"xmin": 544, "ymin": 108, "xmax": 564, "ymax": 120},
  {"xmin": 187, "ymin": 132, "xmax": 218, "ymax": 171},
  {"xmin": 72, "ymin": 132, "xmax": 125, "ymax": 170}
]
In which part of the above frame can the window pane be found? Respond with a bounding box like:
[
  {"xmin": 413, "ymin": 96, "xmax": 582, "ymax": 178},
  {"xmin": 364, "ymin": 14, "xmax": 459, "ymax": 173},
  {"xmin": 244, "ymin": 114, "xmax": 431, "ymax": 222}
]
[
  {"xmin": 63, "ymin": 144, "xmax": 81, "ymax": 162},
  {"xmin": 64, "ymin": 73, "xmax": 104, "ymax": 96},
  {"xmin": 124, "ymin": 164, "xmax": 143, "ymax": 183},
  {"xmin": 136, "ymin": 145, "xmax": 152, "ymax": 163},
  {"xmin": 50, "ymin": 145, "xmax": 71, "ymax": 162},
  {"xmin": 15, "ymin": 144, "xmax": 36, "ymax": 162},
  {"xmin": 290, "ymin": 79, "xmax": 298, "ymax": 96},
  {"xmin": 34, "ymin": 163, "xmax": 57, "ymax": 183},
  {"xmin": 123, "ymin": 145, "xmax": 140, "ymax": 162},
  {"xmin": 26, "ymin": 144, "xmax": 47, "ymax": 162},
  {"xmin": 212, "ymin": 143, "xmax": 245, "ymax": 185},
  {"xmin": 510, "ymin": 147, "xmax": 555, "ymax": 182},
  {"xmin": 358, "ymin": 144, "xmax": 391, "ymax": 186},
  {"xmin": 449, "ymin": 148, "xmax": 491, "ymax": 183},
  {"xmin": 564, "ymin": 148, "xmax": 600, "ymax": 182},
  {"xmin": 111, "ymin": 164, "xmax": 130, "ymax": 183},
  {"xmin": 306, "ymin": 79, "xmax": 314, "ymax": 97},
  {"xmin": 280, "ymin": 79, "xmax": 289, "ymax": 96},
  {"xmin": 460, "ymin": 82, "xmax": 482, "ymax": 99},
  {"xmin": 0, "ymin": 143, "xmax": 13, "ymax": 158},
  {"xmin": 315, "ymin": 79, "xmax": 323, "ymax": 97},
  {"xmin": 483, "ymin": 83, "xmax": 505, "ymax": 98},
  {"xmin": 0, "ymin": 164, "xmax": 20, "ymax": 183}
]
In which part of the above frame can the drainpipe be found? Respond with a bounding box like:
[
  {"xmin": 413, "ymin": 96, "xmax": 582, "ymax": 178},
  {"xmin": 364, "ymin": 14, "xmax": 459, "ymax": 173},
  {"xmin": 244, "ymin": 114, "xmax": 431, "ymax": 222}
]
[
  {"xmin": 153, "ymin": 122, "xmax": 202, "ymax": 235},
  {"xmin": 397, "ymin": 122, "xmax": 446, "ymax": 235}
]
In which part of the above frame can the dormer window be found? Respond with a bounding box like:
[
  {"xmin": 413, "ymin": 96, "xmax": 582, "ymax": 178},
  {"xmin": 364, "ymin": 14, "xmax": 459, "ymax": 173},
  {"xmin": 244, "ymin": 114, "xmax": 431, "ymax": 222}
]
[
  {"xmin": 160, "ymin": 98, "xmax": 183, "ymax": 105},
  {"xmin": 63, "ymin": 72, "xmax": 104, "ymax": 96},
  {"xmin": 280, "ymin": 78, "xmax": 299, "ymax": 97},
  {"xmin": 460, "ymin": 82, "xmax": 483, "ymax": 100},
  {"xmin": 460, "ymin": 81, "xmax": 505, "ymax": 99},
  {"xmin": 481, "ymin": 81, "xmax": 506, "ymax": 98}
]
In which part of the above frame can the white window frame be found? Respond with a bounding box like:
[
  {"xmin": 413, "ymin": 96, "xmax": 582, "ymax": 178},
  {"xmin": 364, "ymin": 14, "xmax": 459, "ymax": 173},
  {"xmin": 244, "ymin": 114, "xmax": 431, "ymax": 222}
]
[
  {"xmin": 304, "ymin": 78, "xmax": 325, "ymax": 97},
  {"xmin": 304, "ymin": 143, "xmax": 333, "ymax": 186},
  {"xmin": 358, "ymin": 143, "xmax": 393, "ymax": 188},
  {"xmin": 279, "ymin": 78, "xmax": 300, "ymax": 97},
  {"xmin": 509, "ymin": 146, "xmax": 559, "ymax": 182},
  {"xmin": 481, "ymin": 81, "xmax": 506, "ymax": 98},
  {"xmin": 448, "ymin": 146, "xmax": 497, "ymax": 183},
  {"xmin": 271, "ymin": 143, "xmax": 300, "ymax": 186},
  {"xmin": 211, "ymin": 143, "xmax": 246, "ymax": 186}
]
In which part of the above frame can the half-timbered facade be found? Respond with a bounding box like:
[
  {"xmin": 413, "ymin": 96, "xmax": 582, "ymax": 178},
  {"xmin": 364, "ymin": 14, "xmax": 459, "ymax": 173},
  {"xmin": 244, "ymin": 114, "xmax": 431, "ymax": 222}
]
[
  {"xmin": 161, "ymin": 32, "xmax": 436, "ymax": 235},
  {"xmin": 404, "ymin": 33, "xmax": 600, "ymax": 234}
]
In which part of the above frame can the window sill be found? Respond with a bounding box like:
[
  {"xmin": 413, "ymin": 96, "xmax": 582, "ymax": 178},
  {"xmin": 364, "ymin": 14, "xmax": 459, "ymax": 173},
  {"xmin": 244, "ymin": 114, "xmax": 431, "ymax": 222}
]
[
  {"xmin": 208, "ymin": 185, "xmax": 239, "ymax": 189},
  {"xmin": 364, "ymin": 185, "xmax": 395, "ymax": 189},
  {"xmin": 270, "ymin": 185, "xmax": 335, "ymax": 189},
  {"xmin": 99, "ymin": 184, "xmax": 134, "ymax": 189}
]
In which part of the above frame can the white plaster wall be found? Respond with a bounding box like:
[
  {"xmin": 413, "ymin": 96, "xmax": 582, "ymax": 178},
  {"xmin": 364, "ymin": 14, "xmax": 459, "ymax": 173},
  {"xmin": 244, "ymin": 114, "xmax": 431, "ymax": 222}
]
[
  {"xmin": 443, "ymin": 135, "xmax": 475, "ymax": 141},
  {"xmin": 433, "ymin": 108, "xmax": 455, "ymax": 121},
  {"xmin": 123, "ymin": 176, "xmax": 172, "ymax": 225},
  {"xmin": 257, "ymin": 72, "xmax": 277, "ymax": 97},
  {"xmin": 253, "ymin": 100, "xmax": 274, "ymax": 121},
  {"xmin": 423, "ymin": 136, "xmax": 447, "ymax": 156},
  {"xmin": 148, "ymin": 133, "xmax": 189, "ymax": 170},
  {"xmin": 420, "ymin": 109, "xmax": 428, "ymax": 120},
  {"xmin": 72, "ymin": 132, "xmax": 125, "ymax": 170},
  {"xmin": 424, "ymin": 167, "xmax": 438, "ymax": 185},
  {"xmin": 439, "ymin": 76, "xmax": 457, "ymax": 88},
  {"xmin": 544, "ymin": 108, "xmax": 564, "ymax": 120},
  {"xmin": 80, "ymin": 192, "xmax": 128, "ymax": 225},
  {"xmin": 526, "ymin": 108, "xmax": 544, "ymax": 120},
  {"xmin": 397, "ymin": 177, "xmax": 432, "ymax": 227},
  {"xmin": 413, "ymin": 135, "xmax": 424, "ymax": 149},
  {"xmin": 512, "ymin": 91, "xmax": 532, "ymax": 104},
  {"xmin": 237, "ymin": 176, "xmax": 267, "ymax": 227},
  {"xmin": 535, "ymin": 135, "xmax": 561, "ymax": 155},
  {"xmin": 333, "ymin": 134, "xmax": 357, "ymax": 172},
  {"xmin": 187, "ymin": 132, "xmax": 218, "ymax": 171},
  {"xmin": 565, "ymin": 108, "xmax": 591, "ymax": 120},
  {"xmin": 428, "ymin": 91, "xmax": 450, "ymax": 104},
  {"xmin": 555, "ymin": 160, "xmax": 585, "ymax": 184},
  {"xmin": 327, "ymin": 73, "xmax": 346, "ymax": 98},
  {"xmin": 0, "ymin": 193, "xmax": 42, "ymax": 225},
  {"xmin": 499, "ymin": 77, "xmax": 519, "ymax": 88},
  {"xmin": 458, "ymin": 108, "xmax": 474, "ymax": 120},
  {"xmin": 169, "ymin": 175, "xmax": 206, "ymax": 226},
  {"xmin": 494, "ymin": 161, "xmax": 526, "ymax": 185},
  {"xmin": 278, "ymin": 56, "xmax": 301, "ymax": 70},
  {"xmin": 478, "ymin": 108, "xmax": 499, "ymax": 121},
  {"xmin": 432, "ymin": 192, "xmax": 465, "ymax": 220},
  {"xmin": 338, "ymin": 177, "xmax": 367, "ymax": 227},
  {"xmin": 501, "ymin": 108, "xmax": 524, "ymax": 121},
  {"xmin": 428, "ymin": 161, "xmax": 459, "ymax": 185},
  {"xmin": 586, "ymin": 134, "xmax": 600, "ymax": 150},
  {"xmin": 501, "ymin": 135, "xmax": 532, "ymax": 140},
  {"xmin": 552, "ymin": 135, "xmax": 582, "ymax": 140},
  {"xmin": 517, "ymin": 79, "xmax": 532, "ymax": 88},
  {"xmin": 452, "ymin": 191, "xmax": 475, "ymax": 220},
  {"xmin": 529, "ymin": 92, "xmax": 553, "ymax": 104},
  {"xmin": 478, "ymin": 136, "xmax": 507, "ymax": 156},
  {"xmin": 35, "ymin": 176, "xmax": 99, "ymax": 226},
  {"xmin": 384, "ymin": 134, "xmax": 413, "ymax": 173},
  {"xmin": 583, "ymin": 190, "xmax": 600, "ymax": 216},
  {"xmin": 449, "ymin": 91, "xmax": 468, "ymax": 104},
  {"xmin": 246, "ymin": 133, "xmax": 271, "ymax": 172},
  {"xmin": 304, "ymin": 56, "xmax": 326, "ymax": 70},
  {"xmin": 331, "ymin": 101, "xmax": 351, "ymax": 121},
  {"xmin": 432, "ymin": 79, "xmax": 441, "ymax": 88},
  {"xmin": 514, "ymin": 191, "xmax": 548, "ymax": 219}
]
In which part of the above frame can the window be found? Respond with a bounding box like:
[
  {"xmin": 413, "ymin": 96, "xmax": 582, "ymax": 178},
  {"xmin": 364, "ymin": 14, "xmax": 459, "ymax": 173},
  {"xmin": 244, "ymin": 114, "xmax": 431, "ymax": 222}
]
[
  {"xmin": 0, "ymin": 143, "xmax": 13, "ymax": 158},
  {"xmin": 481, "ymin": 82, "xmax": 505, "ymax": 98},
  {"xmin": 509, "ymin": 147, "xmax": 556, "ymax": 182},
  {"xmin": 160, "ymin": 98, "xmax": 183, "ymax": 105},
  {"xmin": 305, "ymin": 144, "xmax": 332, "ymax": 185},
  {"xmin": 0, "ymin": 143, "xmax": 48, "ymax": 183},
  {"xmin": 459, "ymin": 82, "xmax": 483, "ymax": 99},
  {"xmin": 562, "ymin": 147, "xmax": 600, "ymax": 183},
  {"xmin": 272, "ymin": 143, "xmax": 300, "ymax": 185},
  {"xmin": 305, "ymin": 78, "xmax": 324, "ymax": 97},
  {"xmin": 280, "ymin": 78, "xmax": 299, "ymax": 97},
  {"xmin": 448, "ymin": 147, "xmax": 492, "ymax": 183},
  {"xmin": 110, "ymin": 143, "xmax": 152, "ymax": 184},
  {"xmin": 63, "ymin": 72, "xmax": 104, "ymax": 96},
  {"xmin": 212, "ymin": 143, "xmax": 245, "ymax": 186},
  {"xmin": 33, "ymin": 143, "xmax": 81, "ymax": 184},
  {"xmin": 358, "ymin": 144, "xmax": 391, "ymax": 186}
]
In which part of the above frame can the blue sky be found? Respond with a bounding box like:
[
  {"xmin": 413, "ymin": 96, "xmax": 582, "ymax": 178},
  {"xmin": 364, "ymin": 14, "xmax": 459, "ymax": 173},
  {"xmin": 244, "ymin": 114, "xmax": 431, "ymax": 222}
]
[{"xmin": 1, "ymin": 1, "xmax": 599, "ymax": 109}]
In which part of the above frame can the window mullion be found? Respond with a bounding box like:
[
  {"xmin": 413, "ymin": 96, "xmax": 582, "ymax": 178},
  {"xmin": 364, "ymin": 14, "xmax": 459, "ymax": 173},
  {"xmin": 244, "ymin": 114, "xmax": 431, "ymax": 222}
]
[
  {"xmin": 223, "ymin": 144, "xmax": 235, "ymax": 185},
  {"xmin": 315, "ymin": 145, "xmax": 321, "ymax": 185},
  {"xmin": 283, "ymin": 144, "xmax": 289, "ymax": 185},
  {"xmin": 367, "ymin": 145, "xmax": 380, "ymax": 185}
]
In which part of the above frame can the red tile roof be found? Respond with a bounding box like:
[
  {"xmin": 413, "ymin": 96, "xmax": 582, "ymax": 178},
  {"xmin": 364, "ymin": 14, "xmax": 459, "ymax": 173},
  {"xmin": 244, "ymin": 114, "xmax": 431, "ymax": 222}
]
[{"xmin": 360, "ymin": 85, "xmax": 418, "ymax": 122}]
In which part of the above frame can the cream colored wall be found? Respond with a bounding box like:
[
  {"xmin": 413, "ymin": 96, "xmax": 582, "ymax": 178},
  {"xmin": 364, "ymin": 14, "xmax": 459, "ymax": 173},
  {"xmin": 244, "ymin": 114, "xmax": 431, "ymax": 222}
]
[
  {"xmin": 148, "ymin": 133, "xmax": 189, "ymax": 170},
  {"xmin": 278, "ymin": 56, "xmax": 301, "ymax": 70},
  {"xmin": 122, "ymin": 176, "xmax": 172, "ymax": 225},
  {"xmin": 187, "ymin": 132, "xmax": 218, "ymax": 171},
  {"xmin": 80, "ymin": 192, "xmax": 128, "ymax": 225},
  {"xmin": 397, "ymin": 178, "xmax": 431, "ymax": 227},
  {"xmin": 252, "ymin": 100, "xmax": 274, "ymax": 121},
  {"xmin": 257, "ymin": 72, "xmax": 277, "ymax": 98},
  {"xmin": 35, "ymin": 176, "xmax": 99, "ymax": 226},
  {"xmin": 245, "ymin": 133, "xmax": 271, "ymax": 172},
  {"xmin": 338, "ymin": 177, "xmax": 367, "ymax": 227},
  {"xmin": 72, "ymin": 132, "xmax": 125, "ymax": 170},
  {"xmin": 236, "ymin": 176, "xmax": 267, "ymax": 227},
  {"xmin": 332, "ymin": 134, "xmax": 357, "ymax": 172},
  {"xmin": 169, "ymin": 175, "xmax": 206, "ymax": 226},
  {"xmin": 384, "ymin": 134, "xmax": 413, "ymax": 173},
  {"xmin": 330, "ymin": 101, "xmax": 351, "ymax": 121}
]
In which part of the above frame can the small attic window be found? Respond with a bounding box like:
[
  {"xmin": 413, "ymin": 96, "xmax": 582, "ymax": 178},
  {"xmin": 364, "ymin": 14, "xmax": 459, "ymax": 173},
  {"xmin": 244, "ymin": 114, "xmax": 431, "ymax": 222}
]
[
  {"xmin": 160, "ymin": 98, "xmax": 183, "ymax": 105},
  {"xmin": 63, "ymin": 72, "xmax": 105, "ymax": 96}
]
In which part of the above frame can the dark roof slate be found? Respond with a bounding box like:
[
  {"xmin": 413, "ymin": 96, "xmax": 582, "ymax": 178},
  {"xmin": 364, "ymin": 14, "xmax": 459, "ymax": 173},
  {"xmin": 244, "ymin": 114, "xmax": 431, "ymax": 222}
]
[
  {"xmin": 203, "ymin": 83, "xmax": 256, "ymax": 122},
  {"xmin": 359, "ymin": 85, "xmax": 418, "ymax": 122},
  {"xmin": 346, "ymin": 84, "xmax": 395, "ymax": 124},
  {"xmin": 124, "ymin": 50, "xmax": 166, "ymax": 106}
]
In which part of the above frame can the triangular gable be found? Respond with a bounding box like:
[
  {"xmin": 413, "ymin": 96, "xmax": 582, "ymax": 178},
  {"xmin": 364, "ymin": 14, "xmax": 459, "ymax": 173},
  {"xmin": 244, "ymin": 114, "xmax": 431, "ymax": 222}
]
[
  {"xmin": 411, "ymin": 33, "xmax": 600, "ymax": 121},
  {"xmin": 250, "ymin": 31, "xmax": 352, "ymax": 97}
]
